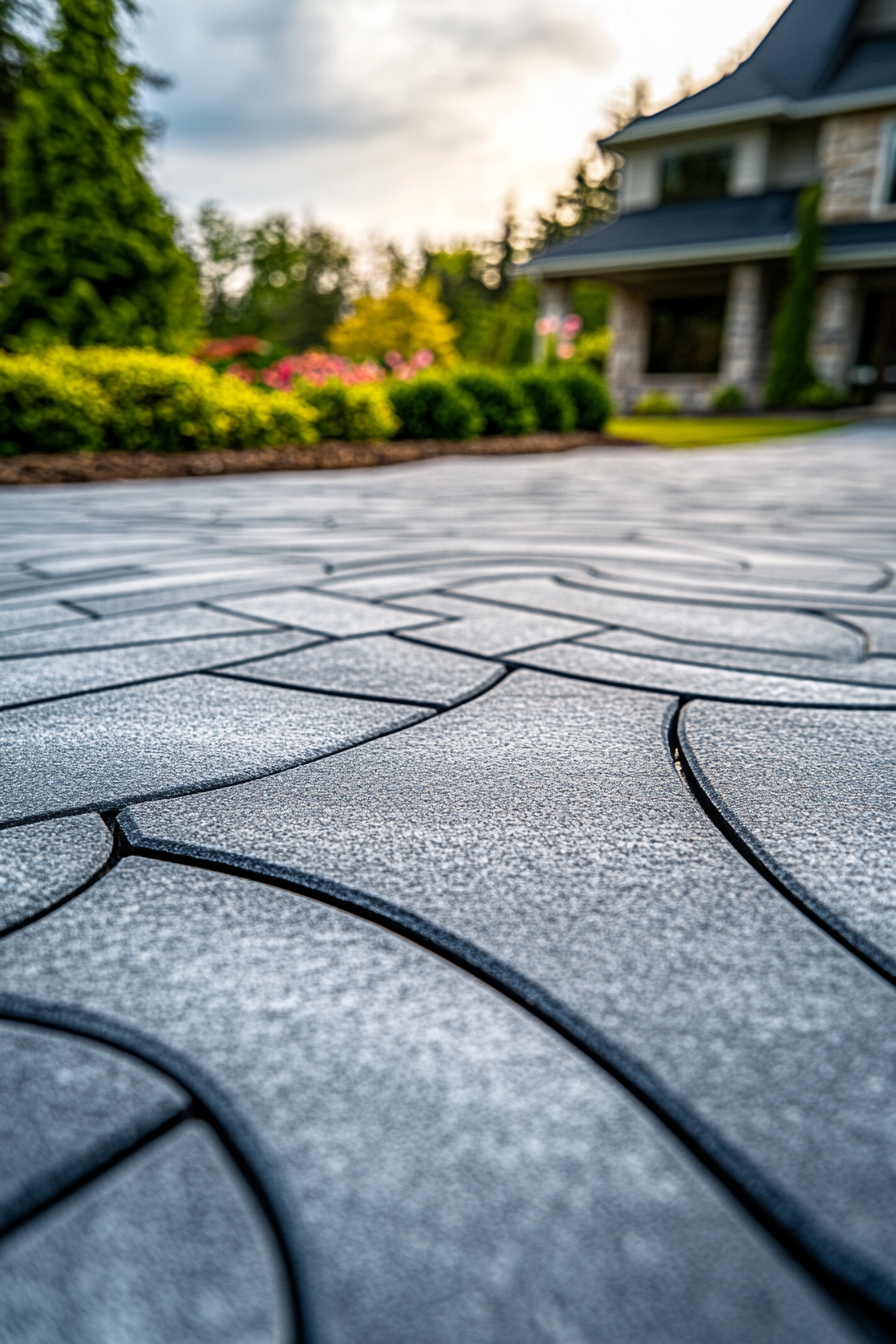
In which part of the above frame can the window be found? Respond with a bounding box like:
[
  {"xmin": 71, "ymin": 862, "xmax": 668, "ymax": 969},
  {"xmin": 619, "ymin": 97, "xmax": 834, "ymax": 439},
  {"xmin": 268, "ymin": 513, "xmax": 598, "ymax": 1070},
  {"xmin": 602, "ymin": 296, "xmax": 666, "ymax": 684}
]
[
  {"xmin": 660, "ymin": 148, "xmax": 732, "ymax": 204},
  {"xmin": 647, "ymin": 297, "xmax": 726, "ymax": 374},
  {"xmin": 884, "ymin": 125, "xmax": 896, "ymax": 204}
]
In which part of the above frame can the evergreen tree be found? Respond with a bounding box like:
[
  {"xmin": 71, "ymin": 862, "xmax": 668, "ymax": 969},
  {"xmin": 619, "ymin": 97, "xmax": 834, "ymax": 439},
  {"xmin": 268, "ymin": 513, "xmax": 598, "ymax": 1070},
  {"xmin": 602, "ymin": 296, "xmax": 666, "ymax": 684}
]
[
  {"xmin": 0, "ymin": 0, "xmax": 35, "ymax": 263},
  {"xmin": 764, "ymin": 184, "xmax": 823, "ymax": 407},
  {"xmin": 0, "ymin": 0, "xmax": 200, "ymax": 350}
]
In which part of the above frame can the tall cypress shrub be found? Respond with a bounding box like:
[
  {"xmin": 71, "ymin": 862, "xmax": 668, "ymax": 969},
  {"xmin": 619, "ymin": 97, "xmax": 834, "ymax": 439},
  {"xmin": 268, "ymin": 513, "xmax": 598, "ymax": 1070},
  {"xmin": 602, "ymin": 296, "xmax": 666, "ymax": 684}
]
[
  {"xmin": 0, "ymin": 0, "xmax": 34, "ymax": 264},
  {"xmin": 0, "ymin": 0, "xmax": 200, "ymax": 350},
  {"xmin": 764, "ymin": 183, "xmax": 823, "ymax": 407}
]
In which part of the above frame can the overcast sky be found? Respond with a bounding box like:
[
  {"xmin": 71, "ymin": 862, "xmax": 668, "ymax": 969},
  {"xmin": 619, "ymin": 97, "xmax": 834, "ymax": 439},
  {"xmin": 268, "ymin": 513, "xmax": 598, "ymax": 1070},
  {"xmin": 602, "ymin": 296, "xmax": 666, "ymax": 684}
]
[{"xmin": 135, "ymin": 0, "xmax": 790, "ymax": 244}]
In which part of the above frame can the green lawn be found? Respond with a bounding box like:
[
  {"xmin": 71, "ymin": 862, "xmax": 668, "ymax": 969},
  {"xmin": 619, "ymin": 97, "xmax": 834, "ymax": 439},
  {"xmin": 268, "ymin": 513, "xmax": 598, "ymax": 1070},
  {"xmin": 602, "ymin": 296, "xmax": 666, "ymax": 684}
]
[{"xmin": 608, "ymin": 416, "xmax": 849, "ymax": 448}]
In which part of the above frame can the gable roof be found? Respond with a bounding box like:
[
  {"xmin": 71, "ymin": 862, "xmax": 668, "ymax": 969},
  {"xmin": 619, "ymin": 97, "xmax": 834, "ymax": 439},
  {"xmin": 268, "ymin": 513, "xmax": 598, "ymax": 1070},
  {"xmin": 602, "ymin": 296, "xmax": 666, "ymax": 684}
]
[{"xmin": 609, "ymin": 0, "xmax": 896, "ymax": 145}]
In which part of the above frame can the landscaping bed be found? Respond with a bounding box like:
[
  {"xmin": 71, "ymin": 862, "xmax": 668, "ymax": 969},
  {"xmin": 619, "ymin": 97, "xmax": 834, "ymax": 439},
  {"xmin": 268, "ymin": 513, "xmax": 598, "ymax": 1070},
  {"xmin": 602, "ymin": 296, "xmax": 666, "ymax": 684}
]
[{"xmin": 0, "ymin": 430, "xmax": 644, "ymax": 486}]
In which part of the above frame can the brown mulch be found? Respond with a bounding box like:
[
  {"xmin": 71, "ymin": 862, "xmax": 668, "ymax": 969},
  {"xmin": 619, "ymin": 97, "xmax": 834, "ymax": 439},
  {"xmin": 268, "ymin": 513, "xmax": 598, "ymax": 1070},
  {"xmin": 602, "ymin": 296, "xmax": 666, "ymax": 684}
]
[{"xmin": 0, "ymin": 431, "xmax": 647, "ymax": 487}]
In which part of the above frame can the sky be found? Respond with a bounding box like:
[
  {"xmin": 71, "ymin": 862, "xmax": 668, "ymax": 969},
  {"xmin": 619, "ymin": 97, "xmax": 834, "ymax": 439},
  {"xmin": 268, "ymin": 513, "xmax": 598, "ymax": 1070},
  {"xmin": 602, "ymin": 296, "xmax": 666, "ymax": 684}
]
[{"xmin": 134, "ymin": 0, "xmax": 791, "ymax": 245}]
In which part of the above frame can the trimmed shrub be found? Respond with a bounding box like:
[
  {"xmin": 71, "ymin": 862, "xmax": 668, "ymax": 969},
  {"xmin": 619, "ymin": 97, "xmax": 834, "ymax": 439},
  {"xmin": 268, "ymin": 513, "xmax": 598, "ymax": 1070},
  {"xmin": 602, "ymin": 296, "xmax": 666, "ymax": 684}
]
[
  {"xmin": 633, "ymin": 390, "xmax": 680, "ymax": 416},
  {"xmin": 298, "ymin": 378, "xmax": 399, "ymax": 441},
  {"xmin": 711, "ymin": 385, "xmax": 745, "ymax": 412},
  {"xmin": 513, "ymin": 369, "xmax": 576, "ymax": 431},
  {"xmin": 451, "ymin": 367, "xmax": 536, "ymax": 436},
  {"xmin": 1, "ymin": 347, "xmax": 319, "ymax": 454},
  {"xmin": 388, "ymin": 374, "xmax": 484, "ymax": 440},
  {"xmin": 797, "ymin": 381, "xmax": 846, "ymax": 409},
  {"xmin": 554, "ymin": 364, "xmax": 612, "ymax": 431},
  {"xmin": 0, "ymin": 354, "xmax": 109, "ymax": 454}
]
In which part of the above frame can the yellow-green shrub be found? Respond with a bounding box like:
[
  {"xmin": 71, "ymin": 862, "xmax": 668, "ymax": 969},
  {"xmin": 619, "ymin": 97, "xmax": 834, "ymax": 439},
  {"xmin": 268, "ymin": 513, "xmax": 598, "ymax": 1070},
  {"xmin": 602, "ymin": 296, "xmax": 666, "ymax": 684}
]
[
  {"xmin": 38, "ymin": 347, "xmax": 318, "ymax": 452},
  {"xmin": 296, "ymin": 378, "xmax": 399, "ymax": 441},
  {"xmin": 0, "ymin": 354, "xmax": 110, "ymax": 454}
]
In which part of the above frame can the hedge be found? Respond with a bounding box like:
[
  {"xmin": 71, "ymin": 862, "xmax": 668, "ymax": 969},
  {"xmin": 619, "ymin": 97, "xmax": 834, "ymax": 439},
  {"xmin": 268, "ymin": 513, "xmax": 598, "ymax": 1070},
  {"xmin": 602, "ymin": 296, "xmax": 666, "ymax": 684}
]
[
  {"xmin": 553, "ymin": 365, "xmax": 612, "ymax": 432},
  {"xmin": 513, "ymin": 369, "xmax": 577, "ymax": 432},
  {"xmin": 0, "ymin": 347, "xmax": 319, "ymax": 454},
  {"xmin": 387, "ymin": 374, "xmax": 484, "ymax": 440},
  {"xmin": 451, "ymin": 367, "xmax": 536, "ymax": 436},
  {"xmin": 296, "ymin": 377, "xmax": 399, "ymax": 441}
]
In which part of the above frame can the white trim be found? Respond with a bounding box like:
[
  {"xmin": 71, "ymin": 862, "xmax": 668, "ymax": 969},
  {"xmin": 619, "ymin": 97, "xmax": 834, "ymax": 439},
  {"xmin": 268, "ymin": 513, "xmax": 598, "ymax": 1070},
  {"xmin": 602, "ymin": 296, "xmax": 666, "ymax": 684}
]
[{"xmin": 871, "ymin": 113, "xmax": 896, "ymax": 211}]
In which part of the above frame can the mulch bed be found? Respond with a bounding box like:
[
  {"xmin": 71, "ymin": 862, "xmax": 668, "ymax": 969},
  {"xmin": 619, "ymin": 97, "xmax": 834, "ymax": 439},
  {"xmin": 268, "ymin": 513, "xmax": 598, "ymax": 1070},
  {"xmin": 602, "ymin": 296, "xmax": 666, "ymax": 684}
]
[{"xmin": 0, "ymin": 431, "xmax": 647, "ymax": 486}]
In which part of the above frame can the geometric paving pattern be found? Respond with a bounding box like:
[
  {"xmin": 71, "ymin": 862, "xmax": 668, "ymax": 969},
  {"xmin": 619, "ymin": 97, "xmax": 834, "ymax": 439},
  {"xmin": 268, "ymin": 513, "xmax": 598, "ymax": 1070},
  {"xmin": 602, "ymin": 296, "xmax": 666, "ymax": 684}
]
[{"xmin": 1, "ymin": 424, "xmax": 896, "ymax": 1341}]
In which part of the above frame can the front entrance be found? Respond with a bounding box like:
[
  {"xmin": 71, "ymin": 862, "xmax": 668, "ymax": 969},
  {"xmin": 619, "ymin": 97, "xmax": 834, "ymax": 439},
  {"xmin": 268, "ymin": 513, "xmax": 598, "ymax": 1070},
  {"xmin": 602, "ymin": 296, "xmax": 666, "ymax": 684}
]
[{"xmin": 857, "ymin": 291, "xmax": 896, "ymax": 397}]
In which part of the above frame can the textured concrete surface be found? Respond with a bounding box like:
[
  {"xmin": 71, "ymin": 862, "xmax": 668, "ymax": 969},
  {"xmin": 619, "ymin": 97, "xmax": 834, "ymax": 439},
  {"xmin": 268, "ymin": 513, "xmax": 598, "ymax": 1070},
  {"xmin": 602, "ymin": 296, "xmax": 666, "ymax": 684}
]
[
  {"xmin": 0, "ymin": 1019, "xmax": 188, "ymax": 1231},
  {"xmin": 0, "ymin": 859, "xmax": 858, "ymax": 1344},
  {"xmin": 2, "ymin": 424, "xmax": 896, "ymax": 1339},
  {"xmin": 0, "ymin": 813, "xmax": 112, "ymax": 930},
  {"xmin": 0, "ymin": 1120, "xmax": 290, "ymax": 1344},
  {"xmin": 680, "ymin": 701, "xmax": 896, "ymax": 976},
  {"xmin": 226, "ymin": 633, "xmax": 504, "ymax": 707}
]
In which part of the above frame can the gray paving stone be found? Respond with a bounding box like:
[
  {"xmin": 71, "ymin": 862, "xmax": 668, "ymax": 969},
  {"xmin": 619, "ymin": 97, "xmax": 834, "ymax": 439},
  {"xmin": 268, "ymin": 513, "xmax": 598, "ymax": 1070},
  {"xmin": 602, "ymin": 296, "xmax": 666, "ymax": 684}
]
[
  {"xmin": 400, "ymin": 593, "xmax": 603, "ymax": 655},
  {"xmin": 213, "ymin": 587, "xmax": 437, "ymax": 636},
  {"xmin": 123, "ymin": 671, "xmax": 896, "ymax": 1313},
  {"xmin": 0, "ymin": 1019, "xmax": 188, "ymax": 1230},
  {"xmin": 590, "ymin": 626, "xmax": 896, "ymax": 684},
  {"xmin": 680, "ymin": 701, "xmax": 896, "ymax": 977},
  {"xmin": 0, "ymin": 859, "xmax": 856, "ymax": 1344},
  {"xmin": 0, "ymin": 674, "xmax": 430, "ymax": 824},
  {"xmin": 0, "ymin": 604, "xmax": 88, "ymax": 635},
  {"xmin": 513, "ymin": 639, "xmax": 896, "ymax": 705},
  {"xmin": 0, "ymin": 629, "xmax": 316, "ymax": 708},
  {"xmin": 73, "ymin": 567, "xmax": 325, "ymax": 617},
  {"xmin": 225, "ymin": 634, "xmax": 504, "ymax": 707},
  {"xmin": 451, "ymin": 577, "xmax": 865, "ymax": 658},
  {"xmin": 0, "ymin": 814, "xmax": 112, "ymax": 931},
  {"xmin": 0, "ymin": 604, "xmax": 276, "ymax": 659},
  {"xmin": 0, "ymin": 1120, "xmax": 290, "ymax": 1344},
  {"xmin": 841, "ymin": 615, "xmax": 896, "ymax": 654}
]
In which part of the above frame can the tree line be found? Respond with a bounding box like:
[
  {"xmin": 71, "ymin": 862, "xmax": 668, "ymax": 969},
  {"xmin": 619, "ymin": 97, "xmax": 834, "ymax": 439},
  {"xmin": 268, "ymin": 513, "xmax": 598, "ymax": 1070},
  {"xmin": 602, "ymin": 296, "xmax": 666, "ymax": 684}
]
[{"xmin": 0, "ymin": 0, "xmax": 621, "ymax": 357}]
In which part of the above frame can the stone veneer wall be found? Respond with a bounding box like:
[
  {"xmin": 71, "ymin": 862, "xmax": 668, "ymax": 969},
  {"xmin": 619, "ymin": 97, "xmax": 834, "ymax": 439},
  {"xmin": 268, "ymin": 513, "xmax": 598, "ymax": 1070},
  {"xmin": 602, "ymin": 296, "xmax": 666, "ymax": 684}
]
[
  {"xmin": 606, "ymin": 289, "xmax": 649, "ymax": 412},
  {"xmin": 812, "ymin": 274, "xmax": 860, "ymax": 389},
  {"xmin": 819, "ymin": 112, "xmax": 889, "ymax": 221}
]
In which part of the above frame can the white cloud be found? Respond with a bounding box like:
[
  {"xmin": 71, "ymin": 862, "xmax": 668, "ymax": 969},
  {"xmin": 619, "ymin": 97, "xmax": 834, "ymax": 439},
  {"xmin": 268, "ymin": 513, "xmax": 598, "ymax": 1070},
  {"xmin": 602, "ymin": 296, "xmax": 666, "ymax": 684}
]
[{"xmin": 135, "ymin": 0, "xmax": 791, "ymax": 241}]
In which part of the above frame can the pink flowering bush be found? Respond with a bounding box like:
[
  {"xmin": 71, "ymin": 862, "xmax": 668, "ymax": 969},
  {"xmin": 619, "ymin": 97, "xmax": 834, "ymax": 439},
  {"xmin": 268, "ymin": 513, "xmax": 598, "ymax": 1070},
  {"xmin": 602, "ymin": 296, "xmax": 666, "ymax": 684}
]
[
  {"xmin": 260, "ymin": 350, "xmax": 384, "ymax": 390},
  {"xmin": 383, "ymin": 349, "xmax": 435, "ymax": 381}
]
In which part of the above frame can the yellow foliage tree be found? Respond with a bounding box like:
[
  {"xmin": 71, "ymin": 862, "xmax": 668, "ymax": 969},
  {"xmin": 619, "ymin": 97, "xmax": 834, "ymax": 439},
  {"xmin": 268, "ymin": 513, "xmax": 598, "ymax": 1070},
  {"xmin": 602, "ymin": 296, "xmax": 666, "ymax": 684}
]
[{"xmin": 327, "ymin": 279, "xmax": 459, "ymax": 365}]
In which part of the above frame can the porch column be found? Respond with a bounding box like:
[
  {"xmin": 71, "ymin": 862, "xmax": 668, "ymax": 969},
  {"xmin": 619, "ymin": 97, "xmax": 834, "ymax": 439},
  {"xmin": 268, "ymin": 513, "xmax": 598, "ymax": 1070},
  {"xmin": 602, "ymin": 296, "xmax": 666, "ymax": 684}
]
[
  {"xmin": 719, "ymin": 264, "xmax": 763, "ymax": 402},
  {"xmin": 534, "ymin": 280, "xmax": 570, "ymax": 361},
  {"xmin": 812, "ymin": 274, "xmax": 859, "ymax": 390},
  {"xmin": 606, "ymin": 287, "xmax": 649, "ymax": 412}
]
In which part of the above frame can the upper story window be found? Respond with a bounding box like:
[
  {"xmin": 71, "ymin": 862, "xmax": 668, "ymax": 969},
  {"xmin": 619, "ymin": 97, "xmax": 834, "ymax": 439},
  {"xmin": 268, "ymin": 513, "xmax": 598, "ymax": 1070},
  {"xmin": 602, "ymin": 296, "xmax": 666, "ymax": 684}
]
[
  {"xmin": 884, "ymin": 125, "xmax": 896, "ymax": 204},
  {"xmin": 660, "ymin": 147, "xmax": 733, "ymax": 205}
]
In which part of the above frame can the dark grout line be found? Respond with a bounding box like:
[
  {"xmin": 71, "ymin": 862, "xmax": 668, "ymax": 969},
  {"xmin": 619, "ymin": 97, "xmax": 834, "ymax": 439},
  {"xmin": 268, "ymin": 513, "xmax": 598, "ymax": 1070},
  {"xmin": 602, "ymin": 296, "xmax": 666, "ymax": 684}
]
[
  {"xmin": 209, "ymin": 669, "xmax": 444, "ymax": 710},
  {"xmin": 0, "ymin": 1010, "xmax": 304, "ymax": 1344},
  {"xmin": 671, "ymin": 701, "xmax": 896, "ymax": 992},
  {"xmin": 116, "ymin": 824, "xmax": 894, "ymax": 1338},
  {"xmin": 0, "ymin": 1108, "xmax": 190, "ymax": 1243},
  {"xmin": 0, "ymin": 816, "xmax": 123, "ymax": 940}
]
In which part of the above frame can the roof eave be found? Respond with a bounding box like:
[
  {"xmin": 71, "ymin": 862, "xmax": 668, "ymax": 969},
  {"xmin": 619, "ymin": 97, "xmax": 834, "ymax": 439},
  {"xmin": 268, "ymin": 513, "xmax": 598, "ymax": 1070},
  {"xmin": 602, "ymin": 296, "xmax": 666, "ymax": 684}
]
[
  {"xmin": 521, "ymin": 236, "xmax": 796, "ymax": 279},
  {"xmin": 607, "ymin": 85, "xmax": 896, "ymax": 147},
  {"xmin": 521, "ymin": 237, "xmax": 896, "ymax": 279}
]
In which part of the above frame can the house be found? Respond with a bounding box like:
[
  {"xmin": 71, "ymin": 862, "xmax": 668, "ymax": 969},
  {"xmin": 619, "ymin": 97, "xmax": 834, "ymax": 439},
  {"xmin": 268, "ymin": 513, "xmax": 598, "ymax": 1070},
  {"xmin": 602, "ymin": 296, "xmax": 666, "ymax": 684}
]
[{"xmin": 523, "ymin": 0, "xmax": 896, "ymax": 410}]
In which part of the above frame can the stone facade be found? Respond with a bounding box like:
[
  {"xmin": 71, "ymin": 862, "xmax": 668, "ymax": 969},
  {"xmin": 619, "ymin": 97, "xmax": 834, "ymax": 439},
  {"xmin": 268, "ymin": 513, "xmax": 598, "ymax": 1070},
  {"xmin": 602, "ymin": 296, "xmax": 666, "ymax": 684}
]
[
  {"xmin": 812, "ymin": 274, "xmax": 861, "ymax": 388},
  {"xmin": 719, "ymin": 265, "xmax": 765, "ymax": 405},
  {"xmin": 819, "ymin": 112, "xmax": 888, "ymax": 221},
  {"xmin": 605, "ymin": 289, "xmax": 649, "ymax": 412}
]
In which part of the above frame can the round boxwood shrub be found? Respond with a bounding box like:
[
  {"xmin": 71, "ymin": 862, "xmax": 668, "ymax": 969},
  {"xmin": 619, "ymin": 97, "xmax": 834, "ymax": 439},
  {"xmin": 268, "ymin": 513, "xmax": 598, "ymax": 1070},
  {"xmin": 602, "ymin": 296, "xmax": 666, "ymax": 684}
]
[
  {"xmin": 711, "ymin": 384, "xmax": 745, "ymax": 412},
  {"xmin": 633, "ymin": 390, "xmax": 680, "ymax": 416},
  {"xmin": 513, "ymin": 369, "xmax": 576, "ymax": 432},
  {"xmin": 796, "ymin": 381, "xmax": 846, "ymax": 409},
  {"xmin": 296, "ymin": 378, "xmax": 399, "ymax": 441},
  {"xmin": 554, "ymin": 364, "xmax": 612, "ymax": 431},
  {"xmin": 388, "ymin": 374, "xmax": 484, "ymax": 440},
  {"xmin": 451, "ymin": 367, "xmax": 536, "ymax": 436}
]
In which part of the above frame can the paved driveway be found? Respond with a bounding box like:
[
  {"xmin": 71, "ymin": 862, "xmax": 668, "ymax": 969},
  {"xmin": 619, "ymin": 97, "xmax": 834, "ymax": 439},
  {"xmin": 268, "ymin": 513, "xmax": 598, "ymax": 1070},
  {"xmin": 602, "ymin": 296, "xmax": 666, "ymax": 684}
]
[{"xmin": 1, "ymin": 425, "xmax": 895, "ymax": 1343}]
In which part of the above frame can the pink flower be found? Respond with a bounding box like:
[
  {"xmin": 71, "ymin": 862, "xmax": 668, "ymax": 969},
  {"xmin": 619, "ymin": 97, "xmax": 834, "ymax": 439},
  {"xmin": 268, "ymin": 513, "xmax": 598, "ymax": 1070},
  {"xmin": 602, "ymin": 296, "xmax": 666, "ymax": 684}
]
[
  {"xmin": 535, "ymin": 315, "xmax": 561, "ymax": 337},
  {"xmin": 384, "ymin": 351, "xmax": 404, "ymax": 369},
  {"xmin": 562, "ymin": 314, "xmax": 583, "ymax": 338}
]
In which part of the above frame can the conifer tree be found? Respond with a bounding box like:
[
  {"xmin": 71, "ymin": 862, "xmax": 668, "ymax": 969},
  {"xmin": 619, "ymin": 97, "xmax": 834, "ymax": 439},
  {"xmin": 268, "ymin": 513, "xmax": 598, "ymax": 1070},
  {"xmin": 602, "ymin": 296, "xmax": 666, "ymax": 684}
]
[
  {"xmin": 0, "ymin": 0, "xmax": 34, "ymax": 261},
  {"xmin": 0, "ymin": 0, "xmax": 200, "ymax": 350}
]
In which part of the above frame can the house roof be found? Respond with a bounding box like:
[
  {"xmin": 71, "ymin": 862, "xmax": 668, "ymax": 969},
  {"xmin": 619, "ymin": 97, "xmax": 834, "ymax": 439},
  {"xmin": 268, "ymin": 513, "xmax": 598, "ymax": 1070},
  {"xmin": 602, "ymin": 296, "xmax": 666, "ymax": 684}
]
[
  {"xmin": 522, "ymin": 191, "xmax": 896, "ymax": 278},
  {"xmin": 609, "ymin": 0, "xmax": 896, "ymax": 145}
]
